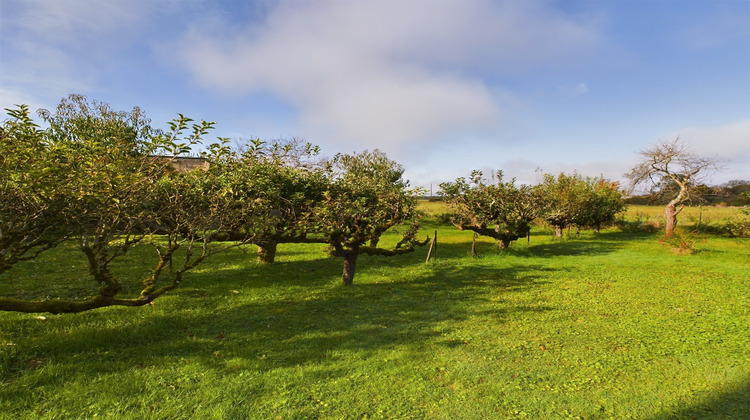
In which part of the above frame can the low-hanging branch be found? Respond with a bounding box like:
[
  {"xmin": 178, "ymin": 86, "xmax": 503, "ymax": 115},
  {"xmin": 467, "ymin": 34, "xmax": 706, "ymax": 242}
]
[
  {"xmin": 359, "ymin": 235, "xmax": 430, "ymax": 257},
  {"xmin": 0, "ymin": 236, "xmax": 245, "ymax": 314}
]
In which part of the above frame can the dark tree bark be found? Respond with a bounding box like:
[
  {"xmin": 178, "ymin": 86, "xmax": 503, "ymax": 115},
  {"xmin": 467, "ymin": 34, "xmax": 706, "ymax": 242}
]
[
  {"xmin": 341, "ymin": 250, "xmax": 358, "ymax": 286},
  {"xmin": 256, "ymin": 240, "xmax": 278, "ymax": 264},
  {"xmin": 0, "ymin": 294, "xmax": 154, "ymax": 314}
]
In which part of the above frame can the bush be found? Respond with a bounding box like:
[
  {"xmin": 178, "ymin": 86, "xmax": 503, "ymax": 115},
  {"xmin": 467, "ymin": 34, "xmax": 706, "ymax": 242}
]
[
  {"xmin": 659, "ymin": 231, "xmax": 704, "ymax": 254},
  {"xmin": 721, "ymin": 218, "xmax": 750, "ymax": 238},
  {"xmin": 435, "ymin": 212, "xmax": 458, "ymax": 224},
  {"xmin": 697, "ymin": 217, "xmax": 750, "ymax": 238},
  {"xmin": 615, "ymin": 218, "xmax": 661, "ymax": 233}
]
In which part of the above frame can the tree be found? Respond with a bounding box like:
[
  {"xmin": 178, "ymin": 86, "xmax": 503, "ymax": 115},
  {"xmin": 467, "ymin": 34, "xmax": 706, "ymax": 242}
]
[
  {"xmin": 0, "ymin": 105, "xmax": 68, "ymax": 273},
  {"xmin": 0, "ymin": 95, "xmax": 258, "ymax": 313},
  {"xmin": 571, "ymin": 178, "xmax": 626, "ymax": 233},
  {"xmin": 210, "ymin": 138, "xmax": 328, "ymax": 264},
  {"xmin": 317, "ymin": 150, "xmax": 427, "ymax": 285},
  {"xmin": 536, "ymin": 173, "xmax": 626, "ymax": 236},
  {"xmin": 626, "ymin": 137, "xmax": 722, "ymax": 236},
  {"xmin": 440, "ymin": 170, "xmax": 541, "ymax": 248},
  {"xmin": 537, "ymin": 173, "xmax": 588, "ymax": 237}
]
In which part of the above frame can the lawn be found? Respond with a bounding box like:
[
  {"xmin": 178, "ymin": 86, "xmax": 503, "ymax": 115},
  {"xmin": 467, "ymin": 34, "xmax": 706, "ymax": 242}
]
[{"xmin": 1, "ymin": 205, "xmax": 748, "ymax": 419}]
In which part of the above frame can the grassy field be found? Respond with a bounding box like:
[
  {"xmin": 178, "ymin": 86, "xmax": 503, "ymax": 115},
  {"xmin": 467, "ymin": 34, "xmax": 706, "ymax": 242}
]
[{"xmin": 1, "ymin": 205, "xmax": 748, "ymax": 419}]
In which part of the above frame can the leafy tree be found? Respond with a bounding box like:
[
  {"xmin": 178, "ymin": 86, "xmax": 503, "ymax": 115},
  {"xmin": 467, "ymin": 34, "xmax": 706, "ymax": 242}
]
[
  {"xmin": 318, "ymin": 150, "xmax": 426, "ymax": 285},
  {"xmin": 0, "ymin": 95, "xmax": 257, "ymax": 313},
  {"xmin": 0, "ymin": 105, "xmax": 68, "ymax": 273},
  {"xmin": 571, "ymin": 178, "xmax": 626, "ymax": 233},
  {"xmin": 538, "ymin": 173, "xmax": 626, "ymax": 236},
  {"xmin": 538, "ymin": 173, "xmax": 588, "ymax": 237},
  {"xmin": 210, "ymin": 138, "xmax": 328, "ymax": 264},
  {"xmin": 626, "ymin": 137, "xmax": 722, "ymax": 236},
  {"xmin": 716, "ymin": 180, "xmax": 750, "ymax": 206},
  {"xmin": 440, "ymin": 170, "xmax": 541, "ymax": 248}
]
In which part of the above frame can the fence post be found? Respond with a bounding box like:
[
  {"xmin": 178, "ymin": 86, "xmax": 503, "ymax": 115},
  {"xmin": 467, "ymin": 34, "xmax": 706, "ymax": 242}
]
[
  {"xmin": 471, "ymin": 232, "xmax": 477, "ymax": 257},
  {"xmin": 425, "ymin": 230, "xmax": 438, "ymax": 263}
]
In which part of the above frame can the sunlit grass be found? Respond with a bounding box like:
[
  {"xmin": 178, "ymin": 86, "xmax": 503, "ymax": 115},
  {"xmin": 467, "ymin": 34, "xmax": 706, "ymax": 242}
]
[{"xmin": 1, "ymin": 211, "xmax": 749, "ymax": 419}]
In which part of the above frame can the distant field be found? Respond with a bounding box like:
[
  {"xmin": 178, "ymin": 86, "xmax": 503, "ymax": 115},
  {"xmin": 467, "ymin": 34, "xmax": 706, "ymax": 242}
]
[
  {"xmin": 1, "ymin": 207, "xmax": 749, "ymax": 419},
  {"xmin": 624, "ymin": 204, "xmax": 745, "ymax": 222},
  {"xmin": 419, "ymin": 200, "xmax": 749, "ymax": 233}
]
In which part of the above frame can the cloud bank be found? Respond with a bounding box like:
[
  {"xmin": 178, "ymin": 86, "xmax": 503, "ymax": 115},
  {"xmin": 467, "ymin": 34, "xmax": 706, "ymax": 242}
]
[
  {"xmin": 176, "ymin": 0, "xmax": 600, "ymax": 151},
  {"xmin": 1, "ymin": 0, "xmax": 153, "ymax": 102}
]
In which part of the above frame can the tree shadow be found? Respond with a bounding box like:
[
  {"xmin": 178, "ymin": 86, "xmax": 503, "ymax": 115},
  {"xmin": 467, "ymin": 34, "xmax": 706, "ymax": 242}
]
[
  {"xmin": 1, "ymin": 255, "xmax": 554, "ymax": 398},
  {"xmin": 520, "ymin": 238, "xmax": 623, "ymax": 258},
  {"xmin": 645, "ymin": 375, "xmax": 750, "ymax": 419}
]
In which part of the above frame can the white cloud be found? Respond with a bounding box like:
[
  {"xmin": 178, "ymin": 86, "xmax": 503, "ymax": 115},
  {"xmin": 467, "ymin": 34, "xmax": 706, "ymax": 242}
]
[
  {"xmin": 659, "ymin": 120, "xmax": 750, "ymax": 183},
  {"xmin": 0, "ymin": 0, "xmax": 157, "ymax": 107},
  {"xmin": 666, "ymin": 120, "xmax": 750, "ymax": 157},
  {"xmin": 176, "ymin": 0, "xmax": 601, "ymax": 152}
]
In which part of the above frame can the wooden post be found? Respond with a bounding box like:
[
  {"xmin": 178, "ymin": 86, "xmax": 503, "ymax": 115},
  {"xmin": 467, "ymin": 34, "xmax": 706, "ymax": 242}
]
[
  {"xmin": 425, "ymin": 230, "xmax": 438, "ymax": 263},
  {"xmin": 471, "ymin": 232, "xmax": 477, "ymax": 257}
]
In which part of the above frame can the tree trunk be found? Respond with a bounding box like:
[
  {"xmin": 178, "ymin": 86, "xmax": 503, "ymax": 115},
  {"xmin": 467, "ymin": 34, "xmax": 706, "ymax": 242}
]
[
  {"xmin": 665, "ymin": 183, "xmax": 689, "ymax": 237},
  {"xmin": 342, "ymin": 250, "xmax": 358, "ymax": 286},
  {"xmin": 256, "ymin": 240, "xmax": 278, "ymax": 264},
  {"xmin": 665, "ymin": 203, "xmax": 679, "ymax": 237}
]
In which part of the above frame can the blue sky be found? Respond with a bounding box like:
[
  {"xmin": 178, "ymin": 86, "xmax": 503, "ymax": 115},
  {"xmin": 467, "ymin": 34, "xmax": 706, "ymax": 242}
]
[{"xmin": 2, "ymin": 0, "xmax": 748, "ymax": 190}]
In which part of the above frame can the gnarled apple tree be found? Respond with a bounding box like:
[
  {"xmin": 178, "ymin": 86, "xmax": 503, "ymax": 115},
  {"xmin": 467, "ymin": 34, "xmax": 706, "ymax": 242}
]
[
  {"xmin": 210, "ymin": 139, "xmax": 328, "ymax": 264},
  {"xmin": 318, "ymin": 150, "xmax": 427, "ymax": 285},
  {"xmin": 440, "ymin": 170, "xmax": 541, "ymax": 248},
  {"xmin": 0, "ymin": 95, "xmax": 258, "ymax": 313},
  {"xmin": 626, "ymin": 138, "xmax": 721, "ymax": 236}
]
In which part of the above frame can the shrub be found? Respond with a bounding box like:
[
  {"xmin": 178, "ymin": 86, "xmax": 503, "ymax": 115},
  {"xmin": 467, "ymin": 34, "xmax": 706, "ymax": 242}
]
[
  {"xmin": 435, "ymin": 212, "xmax": 458, "ymax": 224},
  {"xmin": 615, "ymin": 218, "xmax": 661, "ymax": 233},
  {"xmin": 722, "ymin": 217, "xmax": 750, "ymax": 238},
  {"xmin": 659, "ymin": 231, "xmax": 703, "ymax": 254}
]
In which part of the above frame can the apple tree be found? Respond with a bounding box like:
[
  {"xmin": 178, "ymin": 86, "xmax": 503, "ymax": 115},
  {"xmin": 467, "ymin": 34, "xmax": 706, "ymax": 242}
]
[
  {"xmin": 209, "ymin": 139, "xmax": 328, "ymax": 264},
  {"xmin": 0, "ymin": 95, "xmax": 258, "ymax": 313},
  {"xmin": 0, "ymin": 105, "xmax": 69, "ymax": 274},
  {"xmin": 317, "ymin": 150, "xmax": 427, "ymax": 285},
  {"xmin": 440, "ymin": 170, "xmax": 541, "ymax": 248}
]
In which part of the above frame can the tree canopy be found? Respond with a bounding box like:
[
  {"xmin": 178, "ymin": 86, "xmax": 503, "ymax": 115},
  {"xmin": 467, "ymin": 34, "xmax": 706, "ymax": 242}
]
[
  {"xmin": 319, "ymin": 150, "xmax": 427, "ymax": 285},
  {"xmin": 538, "ymin": 173, "xmax": 625, "ymax": 236},
  {"xmin": 0, "ymin": 96, "xmax": 259, "ymax": 313},
  {"xmin": 1, "ymin": 96, "xmax": 430, "ymax": 312},
  {"xmin": 440, "ymin": 170, "xmax": 541, "ymax": 248}
]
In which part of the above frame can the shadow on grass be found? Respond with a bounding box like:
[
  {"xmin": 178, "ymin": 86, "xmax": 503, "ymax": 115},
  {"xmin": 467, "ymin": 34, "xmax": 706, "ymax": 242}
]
[
  {"xmin": 521, "ymin": 238, "xmax": 623, "ymax": 258},
  {"xmin": 646, "ymin": 375, "xmax": 750, "ymax": 419},
  {"xmin": 417, "ymin": 228, "xmax": 646, "ymax": 260},
  {"xmin": 1, "ymin": 251, "xmax": 553, "ymax": 399}
]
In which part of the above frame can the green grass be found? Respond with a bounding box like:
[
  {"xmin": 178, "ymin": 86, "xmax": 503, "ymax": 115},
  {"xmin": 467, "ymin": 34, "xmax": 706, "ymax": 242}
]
[{"xmin": 1, "ymin": 206, "xmax": 749, "ymax": 419}]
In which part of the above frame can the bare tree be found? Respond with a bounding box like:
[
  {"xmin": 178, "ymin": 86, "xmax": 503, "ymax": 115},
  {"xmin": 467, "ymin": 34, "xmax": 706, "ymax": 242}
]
[{"xmin": 626, "ymin": 137, "xmax": 722, "ymax": 236}]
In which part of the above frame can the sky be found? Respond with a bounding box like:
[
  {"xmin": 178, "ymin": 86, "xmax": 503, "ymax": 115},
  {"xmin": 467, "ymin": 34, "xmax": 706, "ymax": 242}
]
[{"xmin": 1, "ymin": 0, "xmax": 749, "ymax": 191}]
